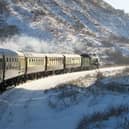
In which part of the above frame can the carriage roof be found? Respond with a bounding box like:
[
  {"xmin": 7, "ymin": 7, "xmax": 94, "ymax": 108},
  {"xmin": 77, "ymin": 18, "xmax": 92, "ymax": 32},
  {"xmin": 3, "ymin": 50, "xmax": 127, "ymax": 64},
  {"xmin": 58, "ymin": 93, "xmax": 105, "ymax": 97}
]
[
  {"xmin": 63, "ymin": 54, "xmax": 81, "ymax": 58},
  {"xmin": 0, "ymin": 48, "xmax": 24, "ymax": 56},
  {"xmin": 24, "ymin": 52, "xmax": 64, "ymax": 58},
  {"xmin": 24, "ymin": 52, "xmax": 46, "ymax": 57}
]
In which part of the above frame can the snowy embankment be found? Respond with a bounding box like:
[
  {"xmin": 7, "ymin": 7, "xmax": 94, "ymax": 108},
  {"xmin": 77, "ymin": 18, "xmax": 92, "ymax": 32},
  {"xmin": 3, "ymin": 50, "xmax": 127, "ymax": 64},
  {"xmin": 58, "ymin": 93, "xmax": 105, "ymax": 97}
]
[
  {"xmin": 10, "ymin": 66, "xmax": 129, "ymax": 90},
  {"xmin": 0, "ymin": 66, "xmax": 129, "ymax": 129}
]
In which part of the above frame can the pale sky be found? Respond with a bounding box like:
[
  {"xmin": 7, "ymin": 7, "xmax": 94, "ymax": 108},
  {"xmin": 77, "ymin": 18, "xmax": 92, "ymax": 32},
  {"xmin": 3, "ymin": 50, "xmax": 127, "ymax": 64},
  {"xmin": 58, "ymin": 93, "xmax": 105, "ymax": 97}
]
[{"xmin": 104, "ymin": 0, "xmax": 129, "ymax": 13}]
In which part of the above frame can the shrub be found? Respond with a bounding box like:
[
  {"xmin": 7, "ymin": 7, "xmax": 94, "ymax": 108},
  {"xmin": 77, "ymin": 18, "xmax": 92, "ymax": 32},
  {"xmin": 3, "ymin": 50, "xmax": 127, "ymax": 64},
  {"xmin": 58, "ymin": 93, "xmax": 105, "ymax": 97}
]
[
  {"xmin": 96, "ymin": 71, "xmax": 104, "ymax": 80},
  {"xmin": 0, "ymin": 0, "xmax": 8, "ymax": 14},
  {"xmin": 0, "ymin": 25, "xmax": 19, "ymax": 37},
  {"xmin": 77, "ymin": 105, "xmax": 129, "ymax": 129}
]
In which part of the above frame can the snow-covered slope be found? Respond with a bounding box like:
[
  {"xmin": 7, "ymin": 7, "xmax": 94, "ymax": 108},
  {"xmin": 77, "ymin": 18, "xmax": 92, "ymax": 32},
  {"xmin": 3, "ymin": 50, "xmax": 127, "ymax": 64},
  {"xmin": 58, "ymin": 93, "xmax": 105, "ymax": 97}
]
[
  {"xmin": 0, "ymin": 67, "xmax": 129, "ymax": 129},
  {"xmin": 0, "ymin": 0, "xmax": 129, "ymax": 64}
]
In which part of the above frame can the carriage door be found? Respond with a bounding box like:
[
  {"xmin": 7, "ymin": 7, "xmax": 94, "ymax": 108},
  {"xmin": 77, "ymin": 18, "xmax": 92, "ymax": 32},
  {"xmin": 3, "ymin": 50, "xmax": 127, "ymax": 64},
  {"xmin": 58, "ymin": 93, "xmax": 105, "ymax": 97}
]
[{"xmin": 0, "ymin": 55, "xmax": 4, "ymax": 83}]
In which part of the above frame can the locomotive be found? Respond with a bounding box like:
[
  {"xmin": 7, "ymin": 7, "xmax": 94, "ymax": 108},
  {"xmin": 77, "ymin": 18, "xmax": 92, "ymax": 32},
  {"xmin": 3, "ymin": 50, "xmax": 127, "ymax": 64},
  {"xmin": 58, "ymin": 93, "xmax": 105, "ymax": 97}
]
[{"xmin": 0, "ymin": 48, "xmax": 99, "ymax": 90}]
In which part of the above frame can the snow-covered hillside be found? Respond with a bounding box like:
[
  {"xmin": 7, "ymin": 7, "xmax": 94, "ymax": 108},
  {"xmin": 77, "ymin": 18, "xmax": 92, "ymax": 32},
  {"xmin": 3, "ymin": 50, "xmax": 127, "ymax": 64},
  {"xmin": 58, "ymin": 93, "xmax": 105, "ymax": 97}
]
[{"xmin": 0, "ymin": 0, "xmax": 129, "ymax": 64}]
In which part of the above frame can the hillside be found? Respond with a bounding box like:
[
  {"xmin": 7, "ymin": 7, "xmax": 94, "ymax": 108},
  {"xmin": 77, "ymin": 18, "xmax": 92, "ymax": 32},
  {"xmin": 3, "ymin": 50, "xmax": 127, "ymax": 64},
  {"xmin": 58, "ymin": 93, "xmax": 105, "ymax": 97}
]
[{"xmin": 0, "ymin": 0, "xmax": 129, "ymax": 64}]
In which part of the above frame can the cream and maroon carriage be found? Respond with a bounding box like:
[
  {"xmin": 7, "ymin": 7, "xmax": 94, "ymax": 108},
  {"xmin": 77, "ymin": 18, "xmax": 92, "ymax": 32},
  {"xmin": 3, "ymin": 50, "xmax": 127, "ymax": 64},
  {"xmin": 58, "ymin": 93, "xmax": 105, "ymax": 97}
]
[{"xmin": 0, "ymin": 48, "xmax": 25, "ymax": 88}]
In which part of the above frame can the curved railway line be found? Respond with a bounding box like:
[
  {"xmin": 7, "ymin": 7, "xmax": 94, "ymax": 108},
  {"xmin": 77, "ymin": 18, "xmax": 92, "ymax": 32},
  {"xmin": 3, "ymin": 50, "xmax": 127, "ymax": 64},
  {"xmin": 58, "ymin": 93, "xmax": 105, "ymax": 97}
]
[
  {"xmin": 0, "ymin": 48, "xmax": 129, "ymax": 92},
  {"xmin": 0, "ymin": 48, "xmax": 99, "ymax": 91},
  {"xmin": 3, "ymin": 65, "xmax": 129, "ymax": 93}
]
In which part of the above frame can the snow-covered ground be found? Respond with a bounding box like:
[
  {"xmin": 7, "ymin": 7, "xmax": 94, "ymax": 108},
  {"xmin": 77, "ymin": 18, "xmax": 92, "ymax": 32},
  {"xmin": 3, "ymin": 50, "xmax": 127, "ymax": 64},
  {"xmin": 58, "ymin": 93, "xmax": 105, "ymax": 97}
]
[{"xmin": 0, "ymin": 66, "xmax": 129, "ymax": 129}]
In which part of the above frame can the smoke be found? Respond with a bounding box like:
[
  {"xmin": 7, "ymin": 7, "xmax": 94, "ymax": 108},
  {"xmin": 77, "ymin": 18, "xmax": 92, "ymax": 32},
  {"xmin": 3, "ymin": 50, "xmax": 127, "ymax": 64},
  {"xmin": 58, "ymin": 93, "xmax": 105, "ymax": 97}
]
[
  {"xmin": 0, "ymin": 35, "xmax": 59, "ymax": 53},
  {"xmin": 0, "ymin": 34, "xmax": 101, "ymax": 54},
  {"xmin": 0, "ymin": 35, "xmax": 76, "ymax": 53}
]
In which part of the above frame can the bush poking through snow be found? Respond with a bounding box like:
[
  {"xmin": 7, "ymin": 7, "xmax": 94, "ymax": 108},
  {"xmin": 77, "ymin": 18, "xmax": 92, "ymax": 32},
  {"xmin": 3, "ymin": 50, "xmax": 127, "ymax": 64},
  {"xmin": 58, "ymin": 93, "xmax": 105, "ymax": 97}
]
[
  {"xmin": 122, "ymin": 68, "xmax": 129, "ymax": 75},
  {"xmin": 105, "ymin": 82, "xmax": 129, "ymax": 93},
  {"xmin": 0, "ymin": 0, "xmax": 8, "ymax": 14},
  {"xmin": 77, "ymin": 105, "xmax": 129, "ymax": 129},
  {"xmin": 48, "ymin": 84, "xmax": 84, "ymax": 110},
  {"xmin": 96, "ymin": 71, "xmax": 105, "ymax": 80},
  {"xmin": 0, "ymin": 25, "xmax": 19, "ymax": 38},
  {"xmin": 120, "ymin": 117, "xmax": 129, "ymax": 129}
]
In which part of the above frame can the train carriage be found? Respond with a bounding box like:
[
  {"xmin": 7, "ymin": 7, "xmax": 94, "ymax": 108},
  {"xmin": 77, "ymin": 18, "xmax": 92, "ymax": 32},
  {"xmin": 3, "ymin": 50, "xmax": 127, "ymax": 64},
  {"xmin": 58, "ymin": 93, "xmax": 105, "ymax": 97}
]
[
  {"xmin": 16, "ymin": 51, "xmax": 26, "ymax": 76},
  {"xmin": 5, "ymin": 51, "xmax": 25, "ymax": 80},
  {"xmin": 81, "ymin": 54, "xmax": 91, "ymax": 70},
  {"xmin": 24, "ymin": 52, "xmax": 46, "ymax": 75},
  {"xmin": 64, "ymin": 54, "xmax": 81, "ymax": 71},
  {"xmin": 89, "ymin": 54, "xmax": 99, "ymax": 68},
  {"xmin": 0, "ymin": 49, "xmax": 26, "ymax": 87},
  {"xmin": 46, "ymin": 54, "xmax": 64, "ymax": 72},
  {"xmin": 81, "ymin": 53, "xmax": 99, "ymax": 69},
  {"xmin": 0, "ymin": 48, "xmax": 99, "ymax": 90}
]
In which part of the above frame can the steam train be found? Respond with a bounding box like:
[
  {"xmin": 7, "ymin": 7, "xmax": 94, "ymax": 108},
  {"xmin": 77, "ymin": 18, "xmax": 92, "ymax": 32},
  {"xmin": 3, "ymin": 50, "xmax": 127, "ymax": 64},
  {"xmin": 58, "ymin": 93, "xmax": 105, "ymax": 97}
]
[{"xmin": 0, "ymin": 48, "xmax": 99, "ymax": 90}]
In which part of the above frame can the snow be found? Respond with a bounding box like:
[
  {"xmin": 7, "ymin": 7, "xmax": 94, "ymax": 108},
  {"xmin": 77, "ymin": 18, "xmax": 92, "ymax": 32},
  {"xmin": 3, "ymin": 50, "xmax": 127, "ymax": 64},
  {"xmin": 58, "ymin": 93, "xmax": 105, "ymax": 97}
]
[
  {"xmin": 88, "ymin": 3, "xmax": 129, "ymax": 38},
  {"xmin": 0, "ymin": 66, "xmax": 129, "ymax": 129},
  {"xmin": 1, "ymin": 0, "xmax": 129, "ymax": 127},
  {"xmin": 1, "ymin": 0, "xmax": 129, "ymax": 64}
]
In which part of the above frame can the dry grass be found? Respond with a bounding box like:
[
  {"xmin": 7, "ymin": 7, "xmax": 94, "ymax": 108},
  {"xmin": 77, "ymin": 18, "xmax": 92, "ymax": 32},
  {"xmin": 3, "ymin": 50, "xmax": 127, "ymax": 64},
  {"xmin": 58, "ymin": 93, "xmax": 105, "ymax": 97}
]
[
  {"xmin": 77, "ymin": 105, "xmax": 129, "ymax": 129},
  {"xmin": 120, "ymin": 117, "xmax": 129, "ymax": 129},
  {"xmin": 48, "ymin": 84, "xmax": 84, "ymax": 110},
  {"xmin": 0, "ymin": 0, "xmax": 8, "ymax": 13},
  {"xmin": 122, "ymin": 68, "xmax": 129, "ymax": 75}
]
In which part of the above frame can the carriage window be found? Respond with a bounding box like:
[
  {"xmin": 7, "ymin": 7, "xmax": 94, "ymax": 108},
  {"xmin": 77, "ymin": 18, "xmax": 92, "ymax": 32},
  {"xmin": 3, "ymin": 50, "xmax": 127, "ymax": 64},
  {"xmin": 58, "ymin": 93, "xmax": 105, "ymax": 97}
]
[
  {"xmin": 57, "ymin": 58, "xmax": 59, "ymax": 64},
  {"xmin": 57, "ymin": 58, "xmax": 58, "ymax": 64},
  {"xmin": 9, "ymin": 58, "xmax": 11, "ymax": 62},
  {"xmin": 36, "ymin": 58, "xmax": 37, "ymax": 64},
  {"xmin": 42, "ymin": 58, "xmax": 43, "ymax": 64},
  {"xmin": 39, "ymin": 59, "xmax": 41, "ymax": 65},
  {"xmin": 31, "ymin": 58, "xmax": 32, "ymax": 64},
  {"xmin": 0, "ymin": 59, "xmax": 2, "ymax": 69},
  {"xmin": 53, "ymin": 58, "xmax": 55, "ymax": 65},
  {"xmin": 0, "ymin": 58, "xmax": 2, "ymax": 63},
  {"xmin": 6, "ymin": 57, "xmax": 8, "ymax": 62},
  {"xmin": 53, "ymin": 58, "xmax": 56, "ymax": 65},
  {"xmin": 42, "ymin": 58, "xmax": 44, "ymax": 65},
  {"xmin": 39, "ymin": 58, "xmax": 40, "ymax": 65},
  {"xmin": 58, "ymin": 58, "xmax": 60, "ymax": 64}
]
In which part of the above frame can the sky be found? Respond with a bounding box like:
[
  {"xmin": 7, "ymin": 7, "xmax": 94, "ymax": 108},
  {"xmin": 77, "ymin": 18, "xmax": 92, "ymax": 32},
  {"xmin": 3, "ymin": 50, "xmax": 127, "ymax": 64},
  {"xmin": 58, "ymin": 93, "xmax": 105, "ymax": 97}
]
[{"xmin": 104, "ymin": 0, "xmax": 129, "ymax": 13}]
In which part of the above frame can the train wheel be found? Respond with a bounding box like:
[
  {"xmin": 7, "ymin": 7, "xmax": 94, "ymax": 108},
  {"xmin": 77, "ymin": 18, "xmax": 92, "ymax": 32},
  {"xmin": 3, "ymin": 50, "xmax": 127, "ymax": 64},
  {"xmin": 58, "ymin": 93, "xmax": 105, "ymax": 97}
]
[{"xmin": 0, "ymin": 83, "xmax": 6, "ymax": 92}]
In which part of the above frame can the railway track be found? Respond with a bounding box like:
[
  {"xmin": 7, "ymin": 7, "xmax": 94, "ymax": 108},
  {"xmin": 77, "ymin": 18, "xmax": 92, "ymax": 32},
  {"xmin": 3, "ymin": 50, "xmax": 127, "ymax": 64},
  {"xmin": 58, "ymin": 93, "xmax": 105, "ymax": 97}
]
[
  {"xmin": 12, "ymin": 65, "xmax": 129, "ymax": 90},
  {"xmin": 1, "ymin": 65, "xmax": 129, "ymax": 94}
]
